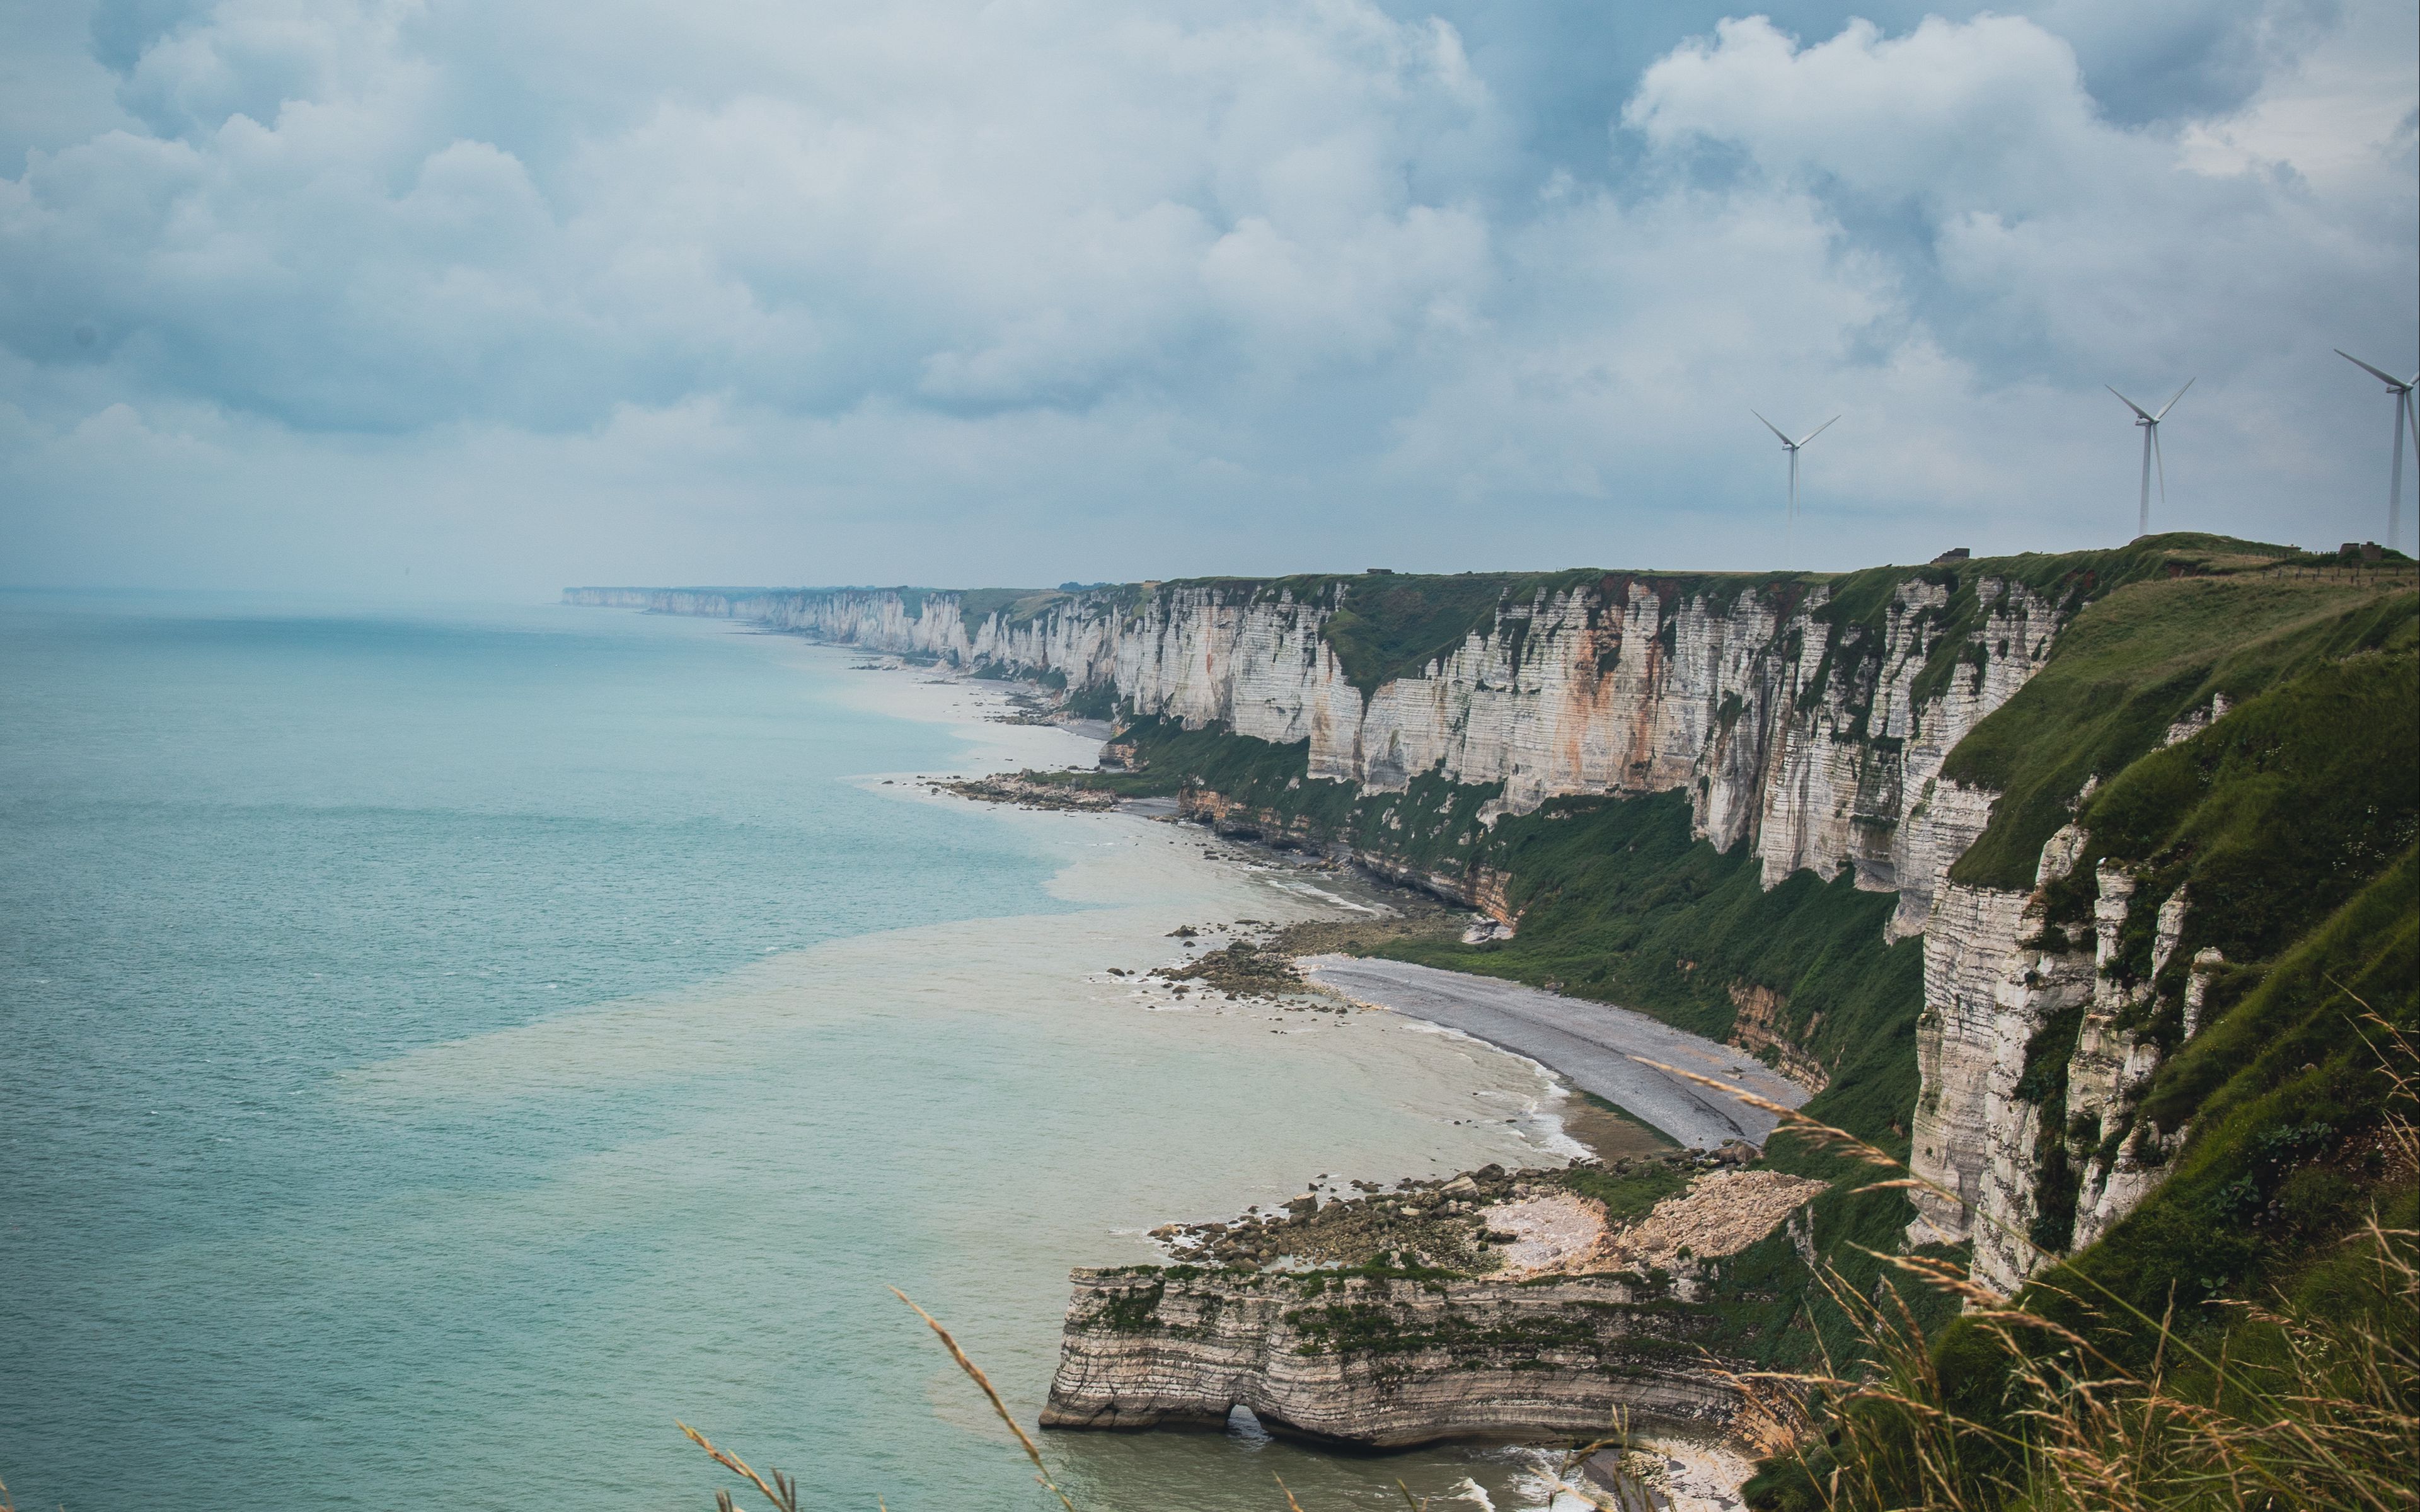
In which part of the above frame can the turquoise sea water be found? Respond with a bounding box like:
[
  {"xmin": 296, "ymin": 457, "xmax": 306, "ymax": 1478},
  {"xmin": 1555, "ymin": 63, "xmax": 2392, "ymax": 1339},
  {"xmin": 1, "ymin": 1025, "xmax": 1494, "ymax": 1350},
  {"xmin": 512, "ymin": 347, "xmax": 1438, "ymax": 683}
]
[{"xmin": 0, "ymin": 595, "xmax": 1582, "ymax": 1511}]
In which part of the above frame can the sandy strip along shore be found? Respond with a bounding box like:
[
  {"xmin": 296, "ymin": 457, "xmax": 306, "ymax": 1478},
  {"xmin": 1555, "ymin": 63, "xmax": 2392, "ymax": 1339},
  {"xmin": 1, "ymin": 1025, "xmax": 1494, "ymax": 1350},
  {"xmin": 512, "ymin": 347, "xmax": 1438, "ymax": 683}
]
[{"xmin": 1296, "ymin": 956, "xmax": 1811, "ymax": 1148}]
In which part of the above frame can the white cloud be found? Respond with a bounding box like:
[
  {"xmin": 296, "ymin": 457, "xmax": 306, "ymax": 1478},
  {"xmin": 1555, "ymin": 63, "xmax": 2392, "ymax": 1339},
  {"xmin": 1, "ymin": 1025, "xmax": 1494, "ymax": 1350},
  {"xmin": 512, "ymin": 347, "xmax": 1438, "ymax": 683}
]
[
  {"xmin": 1627, "ymin": 15, "xmax": 2111, "ymax": 217},
  {"xmin": 0, "ymin": 0, "xmax": 2413, "ymax": 593}
]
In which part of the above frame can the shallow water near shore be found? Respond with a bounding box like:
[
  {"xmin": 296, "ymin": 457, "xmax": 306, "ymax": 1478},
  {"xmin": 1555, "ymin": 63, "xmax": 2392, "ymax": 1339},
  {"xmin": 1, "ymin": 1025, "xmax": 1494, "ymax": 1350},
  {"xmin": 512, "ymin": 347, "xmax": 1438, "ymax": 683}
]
[{"xmin": 1, "ymin": 595, "xmax": 1605, "ymax": 1511}]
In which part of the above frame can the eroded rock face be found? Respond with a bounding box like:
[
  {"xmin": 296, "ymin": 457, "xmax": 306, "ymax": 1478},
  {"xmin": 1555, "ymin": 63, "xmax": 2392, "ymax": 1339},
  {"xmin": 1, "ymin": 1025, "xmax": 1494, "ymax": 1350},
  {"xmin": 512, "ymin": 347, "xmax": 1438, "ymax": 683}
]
[
  {"xmin": 1046, "ymin": 1161, "xmax": 1818, "ymax": 1446},
  {"xmin": 1726, "ymin": 983, "xmax": 1829, "ymax": 1094},
  {"xmin": 1906, "ymin": 881, "xmax": 2039, "ymax": 1248},
  {"xmin": 1039, "ymin": 1268, "xmax": 1735, "ymax": 1448},
  {"xmin": 1905, "ymin": 814, "xmax": 2206, "ymax": 1294},
  {"xmin": 567, "ymin": 575, "xmax": 2063, "ymax": 935},
  {"xmin": 2065, "ymin": 887, "xmax": 2188, "ymax": 1256}
]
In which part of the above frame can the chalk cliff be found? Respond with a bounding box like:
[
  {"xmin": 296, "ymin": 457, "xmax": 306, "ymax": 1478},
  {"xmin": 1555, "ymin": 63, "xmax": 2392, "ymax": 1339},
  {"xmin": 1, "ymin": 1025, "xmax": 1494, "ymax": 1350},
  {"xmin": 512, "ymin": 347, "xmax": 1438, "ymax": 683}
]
[
  {"xmin": 1904, "ymin": 715, "xmax": 2232, "ymax": 1290},
  {"xmin": 573, "ymin": 544, "xmax": 2408, "ymax": 1314},
  {"xmin": 567, "ymin": 570, "xmax": 2096, "ymax": 1300},
  {"xmin": 567, "ymin": 571, "xmax": 2061, "ymax": 932}
]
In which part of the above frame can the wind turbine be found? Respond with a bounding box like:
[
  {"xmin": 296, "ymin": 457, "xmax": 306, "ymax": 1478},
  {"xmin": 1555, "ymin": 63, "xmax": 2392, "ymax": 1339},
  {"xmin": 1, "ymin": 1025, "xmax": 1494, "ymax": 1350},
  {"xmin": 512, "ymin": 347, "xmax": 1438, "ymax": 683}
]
[
  {"xmin": 2107, "ymin": 379, "xmax": 2193, "ymax": 537},
  {"xmin": 1752, "ymin": 411, "xmax": 1838, "ymax": 568},
  {"xmin": 2336, "ymin": 350, "xmax": 2419, "ymax": 553}
]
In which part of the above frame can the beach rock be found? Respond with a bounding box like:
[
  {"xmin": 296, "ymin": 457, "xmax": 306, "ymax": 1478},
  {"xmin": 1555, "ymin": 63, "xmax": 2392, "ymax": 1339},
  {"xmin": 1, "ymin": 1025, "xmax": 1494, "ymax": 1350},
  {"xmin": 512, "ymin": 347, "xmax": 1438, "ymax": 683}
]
[
  {"xmin": 933, "ymin": 774, "xmax": 1117, "ymax": 810},
  {"xmin": 1040, "ymin": 1267, "xmax": 1736, "ymax": 1448}
]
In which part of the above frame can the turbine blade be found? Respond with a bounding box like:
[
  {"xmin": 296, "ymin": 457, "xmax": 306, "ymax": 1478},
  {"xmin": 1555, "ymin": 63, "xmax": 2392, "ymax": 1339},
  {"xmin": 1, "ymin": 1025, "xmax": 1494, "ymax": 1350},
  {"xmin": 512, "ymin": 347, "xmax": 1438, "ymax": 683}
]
[
  {"xmin": 1797, "ymin": 415, "xmax": 1841, "ymax": 447},
  {"xmin": 2154, "ymin": 377, "xmax": 2195, "ymax": 421},
  {"xmin": 2337, "ymin": 349, "xmax": 2409, "ymax": 389},
  {"xmin": 2153, "ymin": 425, "xmax": 2167, "ymax": 507},
  {"xmin": 1751, "ymin": 411, "xmax": 1794, "ymax": 446},
  {"xmin": 2108, "ymin": 386, "xmax": 2156, "ymax": 422}
]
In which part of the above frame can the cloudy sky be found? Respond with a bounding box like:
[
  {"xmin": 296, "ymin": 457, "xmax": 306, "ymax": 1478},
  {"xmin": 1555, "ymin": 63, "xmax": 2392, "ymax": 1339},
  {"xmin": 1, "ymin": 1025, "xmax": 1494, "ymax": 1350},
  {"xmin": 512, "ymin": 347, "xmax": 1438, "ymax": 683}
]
[{"xmin": 3, "ymin": 0, "xmax": 2413, "ymax": 596}]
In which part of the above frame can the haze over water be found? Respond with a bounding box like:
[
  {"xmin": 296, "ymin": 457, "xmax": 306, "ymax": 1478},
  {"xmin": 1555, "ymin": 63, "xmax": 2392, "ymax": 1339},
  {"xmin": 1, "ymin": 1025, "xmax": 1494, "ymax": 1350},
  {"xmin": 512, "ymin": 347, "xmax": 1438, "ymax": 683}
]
[{"xmin": 0, "ymin": 595, "xmax": 1589, "ymax": 1511}]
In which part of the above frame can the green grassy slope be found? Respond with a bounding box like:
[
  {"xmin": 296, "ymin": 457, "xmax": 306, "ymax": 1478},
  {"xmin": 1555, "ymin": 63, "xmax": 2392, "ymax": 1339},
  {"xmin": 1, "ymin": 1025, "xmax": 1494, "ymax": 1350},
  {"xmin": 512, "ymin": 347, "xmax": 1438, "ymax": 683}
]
[
  {"xmin": 1945, "ymin": 570, "xmax": 2414, "ymax": 888},
  {"xmin": 1991, "ymin": 629, "xmax": 2418, "ymax": 1339}
]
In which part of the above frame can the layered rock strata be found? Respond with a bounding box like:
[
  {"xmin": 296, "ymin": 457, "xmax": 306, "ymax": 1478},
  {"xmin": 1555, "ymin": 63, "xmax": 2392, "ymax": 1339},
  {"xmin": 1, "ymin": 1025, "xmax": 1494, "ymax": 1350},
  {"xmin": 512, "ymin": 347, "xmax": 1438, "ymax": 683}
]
[
  {"xmin": 1039, "ymin": 1266, "xmax": 1735, "ymax": 1448},
  {"xmin": 1044, "ymin": 1159, "xmax": 1826, "ymax": 1446},
  {"xmin": 566, "ymin": 573, "xmax": 2063, "ymax": 932},
  {"xmin": 1908, "ymin": 827, "xmax": 2208, "ymax": 1288}
]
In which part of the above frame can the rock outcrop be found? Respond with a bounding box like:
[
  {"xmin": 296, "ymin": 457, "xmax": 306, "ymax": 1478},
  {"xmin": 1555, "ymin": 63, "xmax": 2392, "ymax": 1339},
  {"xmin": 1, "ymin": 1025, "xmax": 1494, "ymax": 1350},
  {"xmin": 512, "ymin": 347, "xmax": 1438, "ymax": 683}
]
[
  {"xmin": 1040, "ymin": 1158, "xmax": 1827, "ymax": 1447},
  {"xmin": 1040, "ymin": 1266, "xmax": 1734, "ymax": 1448}
]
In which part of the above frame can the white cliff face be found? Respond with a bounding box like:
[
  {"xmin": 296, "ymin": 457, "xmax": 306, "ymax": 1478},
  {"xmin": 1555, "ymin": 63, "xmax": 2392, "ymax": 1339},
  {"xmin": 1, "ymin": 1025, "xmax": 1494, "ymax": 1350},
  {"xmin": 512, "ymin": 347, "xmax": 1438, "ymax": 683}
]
[
  {"xmin": 1889, "ymin": 780, "xmax": 2002, "ymax": 942},
  {"xmin": 1910, "ymin": 813, "xmax": 2203, "ymax": 1294},
  {"xmin": 1906, "ymin": 883, "xmax": 2036, "ymax": 1248},
  {"xmin": 2066, "ymin": 888, "xmax": 2189, "ymax": 1255},
  {"xmin": 1964, "ymin": 863, "xmax": 2137, "ymax": 1294},
  {"xmin": 1905, "ymin": 817, "xmax": 2093, "ymax": 1259},
  {"xmin": 1756, "ymin": 581, "xmax": 2063, "ymax": 900},
  {"xmin": 568, "ymin": 575, "xmax": 2061, "ymax": 932}
]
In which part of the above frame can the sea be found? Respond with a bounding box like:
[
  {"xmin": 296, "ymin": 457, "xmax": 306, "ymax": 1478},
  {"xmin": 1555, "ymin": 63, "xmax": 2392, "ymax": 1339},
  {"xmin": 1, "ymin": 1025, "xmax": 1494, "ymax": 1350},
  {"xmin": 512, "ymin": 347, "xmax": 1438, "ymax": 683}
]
[{"xmin": 0, "ymin": 593, "xmax": 1605, "ymax": 1512}]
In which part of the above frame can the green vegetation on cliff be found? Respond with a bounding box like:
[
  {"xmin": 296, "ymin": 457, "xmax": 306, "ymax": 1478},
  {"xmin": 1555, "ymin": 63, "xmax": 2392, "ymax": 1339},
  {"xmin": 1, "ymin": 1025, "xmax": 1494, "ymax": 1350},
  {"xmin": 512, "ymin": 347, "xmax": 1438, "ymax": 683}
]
[
  {"xmin": 1378, "ymin": 794, "xmax": 1922, "ymax": 1148},
  {"xmin": 1769, "ymin": 588, "xmax": 2419, "ymax": 1511},
  {"xmin": 1945, "ymin": 567, "xmax": 2414, "ymax": 889},
  {"xmin": 1152, "ymin": 566, "xmax": 1811, "ymax": 696},
  {"xmin": 1311, "ymin": 570, "xmax": 1598, "ymax": 694},
  {"xmin": 1961, "ymin": 632, "xmax": 2419, "ymax": 1357}
]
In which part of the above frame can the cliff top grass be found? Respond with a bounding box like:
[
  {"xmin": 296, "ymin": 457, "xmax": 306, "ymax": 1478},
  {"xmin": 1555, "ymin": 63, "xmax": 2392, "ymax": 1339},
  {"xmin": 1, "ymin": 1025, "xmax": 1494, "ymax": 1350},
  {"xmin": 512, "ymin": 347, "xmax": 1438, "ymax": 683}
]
[
  {"xmin": 1943, "ymin": 559, "xmax": 2417, "ymax": 890},
  {"xmin": 1984, "ymin": 626, "xmax": 2420, "ymax": 1295},
  {"xmin": 1134, "ymin": 535, "xmax": 2313, "ymax": 700},
  {"xmin": 949, "ymin": 586, "xmax": 1064, "ymax": 636}
]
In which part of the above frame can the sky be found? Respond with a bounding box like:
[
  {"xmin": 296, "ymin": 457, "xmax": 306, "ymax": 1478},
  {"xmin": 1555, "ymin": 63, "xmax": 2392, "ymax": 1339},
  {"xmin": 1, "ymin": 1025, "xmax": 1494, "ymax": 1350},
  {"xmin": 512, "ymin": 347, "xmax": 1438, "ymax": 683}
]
[{"xmin": 1, "ymin": 0, "xmax": 2414, "ymax": 597}]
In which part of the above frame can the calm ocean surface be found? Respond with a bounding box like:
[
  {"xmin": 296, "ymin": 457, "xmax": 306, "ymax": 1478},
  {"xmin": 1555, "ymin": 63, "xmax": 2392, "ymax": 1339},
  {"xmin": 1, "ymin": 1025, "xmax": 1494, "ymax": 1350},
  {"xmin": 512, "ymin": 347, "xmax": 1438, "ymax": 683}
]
[{"xmin": 0, "ymin": 595, "xmax": 1588, "ymax": 1511}]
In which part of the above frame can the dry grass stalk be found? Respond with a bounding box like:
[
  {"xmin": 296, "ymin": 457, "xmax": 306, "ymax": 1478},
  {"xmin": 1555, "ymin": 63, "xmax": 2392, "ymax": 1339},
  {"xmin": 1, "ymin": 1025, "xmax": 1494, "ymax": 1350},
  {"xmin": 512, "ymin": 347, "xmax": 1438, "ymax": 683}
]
[
  {"xmin": 677, "ymin": 1421, "xmax": 798, "ymax": 1512},
  {"xmin": 1626, "ymin": 1056, "xmax": 1905, "ymax": 1176},
  {"xmin": 889, "ymin": 1286, "xmax": 1081, "ymax": 1512},
  {"xmin": 1749, "ymin": 997, "xmax": 2420, "ymax": 1512}
]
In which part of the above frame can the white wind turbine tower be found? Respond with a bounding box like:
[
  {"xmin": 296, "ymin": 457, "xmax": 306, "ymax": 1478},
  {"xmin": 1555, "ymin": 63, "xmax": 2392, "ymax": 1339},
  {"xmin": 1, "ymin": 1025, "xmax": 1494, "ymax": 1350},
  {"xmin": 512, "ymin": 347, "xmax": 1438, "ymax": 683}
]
[
  {"xmin": 2336, "ymin": 350, "xmax": 2420, "ymax": 553},
  {"xmin": 1752, "ymin": 411, "xmax": 1838, "ymax": 568},
  {"xmin": 2107, "ymin": 379, "xmax": 2194, "ymax": 537}
]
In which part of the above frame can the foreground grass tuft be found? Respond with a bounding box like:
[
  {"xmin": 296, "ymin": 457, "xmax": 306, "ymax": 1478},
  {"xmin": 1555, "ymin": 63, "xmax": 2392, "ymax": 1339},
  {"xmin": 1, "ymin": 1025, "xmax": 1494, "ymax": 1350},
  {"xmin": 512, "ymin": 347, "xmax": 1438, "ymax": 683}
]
[{"xmin": 1732, "ymin": 1012, "xmax": 2420, "ymax": 1511}]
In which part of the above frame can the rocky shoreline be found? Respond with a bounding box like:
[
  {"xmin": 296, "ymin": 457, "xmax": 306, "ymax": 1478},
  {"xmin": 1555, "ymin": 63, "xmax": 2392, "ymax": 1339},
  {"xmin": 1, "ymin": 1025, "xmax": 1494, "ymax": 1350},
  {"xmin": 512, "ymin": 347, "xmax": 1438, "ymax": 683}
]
[
  {"xmin": 933, "ymin": 772, "xmax": 1121, "ymax": 810},
  {"xmin": 1042, "ymin": 1155, "xmax": 1823, "ymax": 1449},
  {"xmin": 865, "ymin": 647, "xmax": 1787, "ymax": 1482}
]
